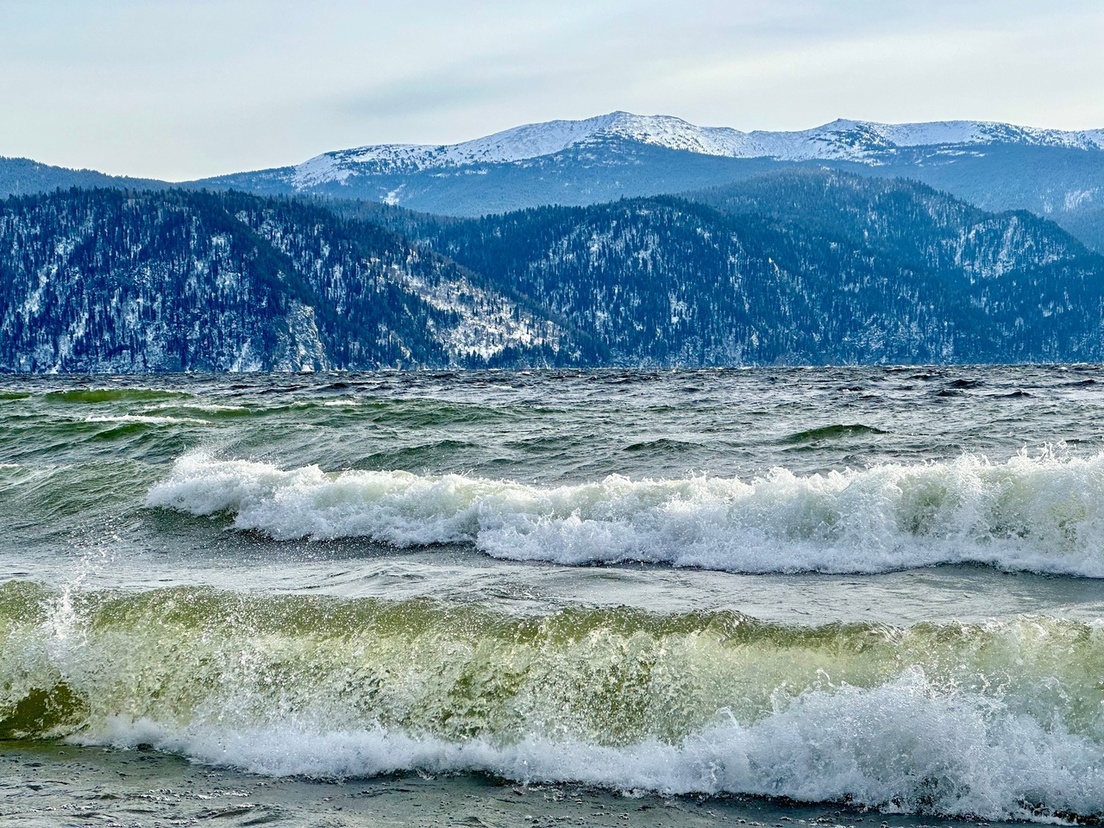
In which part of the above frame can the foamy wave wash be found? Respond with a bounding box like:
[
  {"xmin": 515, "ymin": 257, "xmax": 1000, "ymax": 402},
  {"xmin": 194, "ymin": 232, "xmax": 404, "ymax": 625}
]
[
  {"xmin": 4, "ymin": 582, "xmax": 1104, "ymax": 821},
  {"xmin": 147, "ymin": 450, "xmax": 1104, "ymax": 576}
]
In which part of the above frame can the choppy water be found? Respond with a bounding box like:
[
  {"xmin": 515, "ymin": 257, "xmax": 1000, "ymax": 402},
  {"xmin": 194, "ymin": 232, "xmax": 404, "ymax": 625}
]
[{"xmin": 5, "ymin": 366, "xmax": 1104, "ymax": 825}]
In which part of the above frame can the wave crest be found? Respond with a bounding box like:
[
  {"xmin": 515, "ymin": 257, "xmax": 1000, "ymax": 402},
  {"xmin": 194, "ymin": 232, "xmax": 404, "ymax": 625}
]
[
  {"xmin": 5, "ymin": 582, "xmax": 1104, "ymax": 821},
  {"xmin": 146, "ymin": 450, "xmax": 1104, "ymax": 576},
  {"xmin": 90, "ymin": 672, "xmax": 1104, "ymax": 822}
]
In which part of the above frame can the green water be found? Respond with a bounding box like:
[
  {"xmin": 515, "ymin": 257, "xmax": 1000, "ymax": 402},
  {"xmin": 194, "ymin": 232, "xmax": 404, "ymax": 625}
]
[{"xmin": 5, "ymin": 367, "xmax": 1104, "ymax": 824}]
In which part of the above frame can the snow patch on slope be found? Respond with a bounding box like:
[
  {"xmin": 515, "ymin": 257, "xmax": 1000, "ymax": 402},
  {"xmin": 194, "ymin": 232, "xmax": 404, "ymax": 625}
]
[
  {"xmin": 291, "ymin": 155, "xmax": 353, "ymax": 188},
  {"xmin": 387, "ymin": 268, "xmax": 562, "ymax": 361}
]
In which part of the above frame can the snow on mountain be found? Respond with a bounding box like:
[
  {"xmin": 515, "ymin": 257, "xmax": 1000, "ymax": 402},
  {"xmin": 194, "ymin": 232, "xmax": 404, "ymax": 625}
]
[
  {"xmin": 293, "ymin": 114, "xmax": 634, "ymax": 184},
  {"xmin": 741, "ymin": 119, "xmax": 1104, "ymax": 162},
  {"xmin": 288, "ymin": 112, "xmax": 1104, "ymax": 188},
  {"xmin": 873, "ymin": 120, "xmax": 1101, "ymax": 150}
]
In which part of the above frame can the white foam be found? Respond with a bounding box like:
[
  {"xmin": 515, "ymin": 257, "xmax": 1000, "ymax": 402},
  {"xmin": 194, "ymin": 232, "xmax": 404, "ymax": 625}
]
[
  {"xmin": 84, "ymin": 414, "xmax": 207, "ymax": 426},
  {"xmin": 89, "ymin": 671, "xmax": 1104, "ymax": 821},
  {"xmin": 145, "ymin": 450, "xmax": 1104, "ymax": 576}
]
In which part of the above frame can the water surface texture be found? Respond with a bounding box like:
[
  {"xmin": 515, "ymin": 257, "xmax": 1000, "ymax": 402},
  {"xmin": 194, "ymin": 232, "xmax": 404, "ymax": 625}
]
[{"xmin": 4, "ymin": 367, "xmax": 1104, "ymax": 826}]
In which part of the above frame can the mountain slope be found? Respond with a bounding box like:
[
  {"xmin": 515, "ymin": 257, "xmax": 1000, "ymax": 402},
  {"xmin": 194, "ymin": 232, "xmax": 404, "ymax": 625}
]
[
  {"xmin": 0, "ymin": 190, "xmax": 574, "ymax": 372},
  {"xmin": 5, "ymin": 173, "xmax": 1104, "ymax": 373},
  {"xmin": 194, "ymin": 112, "xmax": 1104, "ymax": 251},
  {"xmin": 368, "ymin": 171, "xmax": 1104, "ymax": 365},
  {"xmin": 215, "ymin": 112, "xmax": 1104, "ymax": 183},
  {"xmin": 0, "ymin": 157, "xmax": 166, "ymax": 198},
  {"xmin": 686, "ymin": 170, "xmax": 1084, "ymax": 281},
  {"xmin": 839, "ymin": 144, "xmax": 1104, "ymax": 252}
]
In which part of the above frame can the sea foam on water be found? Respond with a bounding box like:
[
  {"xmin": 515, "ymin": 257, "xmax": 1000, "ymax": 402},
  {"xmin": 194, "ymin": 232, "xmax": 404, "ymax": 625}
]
[
  {"xmin": 5, "ymin": 580, "xmax": 1104, "ymax": 822},
  {"xmin": 67, "ymin": 654, "xmax": 1104, "ymax": 821},
  {"xmin": 146, "ymin": 449, "xmax": 1104, "ymax": 576}
]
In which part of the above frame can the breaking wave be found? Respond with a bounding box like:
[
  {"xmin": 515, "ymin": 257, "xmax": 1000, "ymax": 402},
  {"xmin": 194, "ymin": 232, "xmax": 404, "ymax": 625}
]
[
  {"xmin": 3, "ymin": 582, "xmax": 1104, "ymax": 821},
  {"xmin": 147, "ymin": 449, "xmax": 1104, "ymax": 576}
]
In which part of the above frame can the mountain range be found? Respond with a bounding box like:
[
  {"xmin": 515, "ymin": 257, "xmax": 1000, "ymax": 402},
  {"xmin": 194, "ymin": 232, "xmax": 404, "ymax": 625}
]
[
  {"xmin": 4, "ymin": 172, "xmax": 1104, "ymax": 372},
  {"xmin": 4, "ymin": 111, "xmax": 1103, "ymax": 253},
  {"xmin": 3, "ymin": 112, "xmax": 1104, "ymax": 371},
  {"xmin": 247, "ymin": 111, "xmax": 1104, "ymax": 176},
  {"xmin": 221, "ymin": 112, "xmax": 1104, "ymax": 253}
]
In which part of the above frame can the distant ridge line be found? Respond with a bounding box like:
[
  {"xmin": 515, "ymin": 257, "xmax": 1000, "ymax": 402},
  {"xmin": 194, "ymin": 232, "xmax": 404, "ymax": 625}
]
[{"xmin": 285, "ymin": 112, "xmax": 1104, "ymax": 185}]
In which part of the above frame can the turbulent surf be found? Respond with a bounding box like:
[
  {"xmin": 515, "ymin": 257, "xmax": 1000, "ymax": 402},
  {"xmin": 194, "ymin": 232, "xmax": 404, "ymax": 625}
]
[
  {"xmin": 5, "ymin": 367, "xmax": 1104, "ymax": 824},
  {"xmin": 148, "ymin": 448, "xmax": 1104, "ymax": 576},
  {"xmin": 5, "ymin": 581, "xmax": 1104, "ymax": 821}
]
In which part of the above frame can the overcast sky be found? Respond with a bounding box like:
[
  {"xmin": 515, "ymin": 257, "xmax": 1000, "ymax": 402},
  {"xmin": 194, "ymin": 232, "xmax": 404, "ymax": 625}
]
[{"xmin": 1, "ymin": 0, "xmax": 1101, "ymax": 181}]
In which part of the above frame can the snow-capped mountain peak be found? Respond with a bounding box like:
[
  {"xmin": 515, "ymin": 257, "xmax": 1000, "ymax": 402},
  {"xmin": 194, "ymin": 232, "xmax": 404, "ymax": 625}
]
[
  {"xmin": 288, "ymin": 112, "xmax": 1104, "ymax": 188},
  {"xmin": 291, "ymin": 112, "xmax": 732, "ymax": 184}
]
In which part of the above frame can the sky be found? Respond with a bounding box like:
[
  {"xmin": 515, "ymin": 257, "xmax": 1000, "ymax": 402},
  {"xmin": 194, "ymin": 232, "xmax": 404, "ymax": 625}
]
[{"xmin": 1, "ymin": 0, "xmax": 1102, "ymax": 181}]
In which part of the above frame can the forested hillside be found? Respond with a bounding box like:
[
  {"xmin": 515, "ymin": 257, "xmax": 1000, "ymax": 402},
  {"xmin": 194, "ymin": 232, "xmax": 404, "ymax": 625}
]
[
  {"xmin": 0, "ymin": 157, "xmax": 163, "ymax": 199},
  {"xmin": 374, "ymin": 171, "xmax": 1104, "ymax": 365},
  {"xmin": 3, "ymin": 172, "xmax": 1104, "ymax": 373},
  {"xmin": 0, "ymin": 189, "xmax": 574, "ymax": 372}
]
